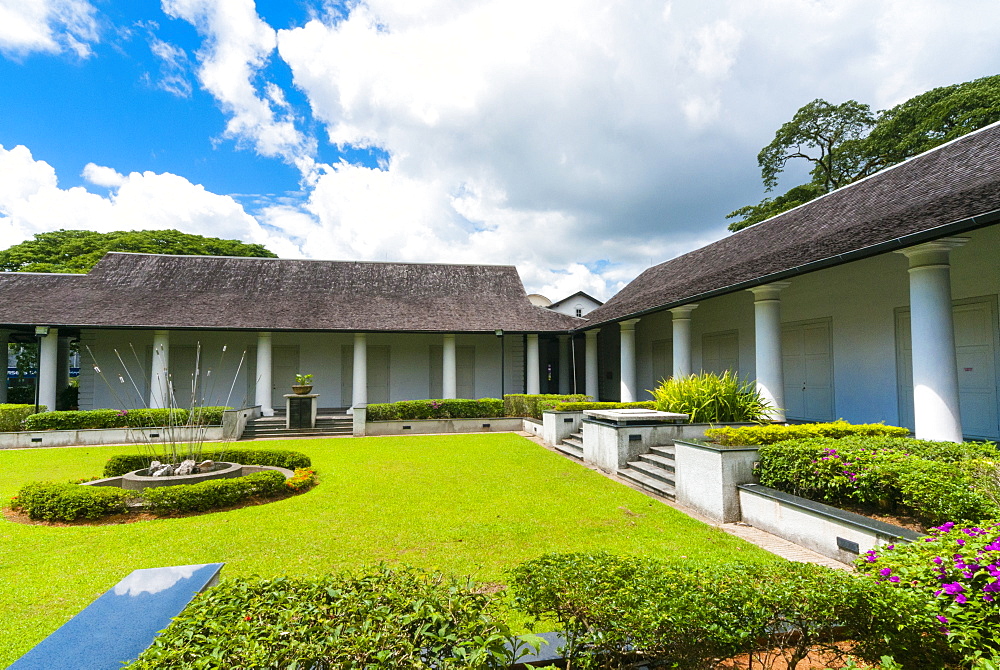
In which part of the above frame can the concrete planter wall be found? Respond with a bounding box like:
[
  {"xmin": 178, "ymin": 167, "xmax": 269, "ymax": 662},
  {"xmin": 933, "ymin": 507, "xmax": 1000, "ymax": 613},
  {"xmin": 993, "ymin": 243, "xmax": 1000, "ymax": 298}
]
[
  {"xmin": 542, "ymin": 411, "xmax": 584, "ymax": 446},
  {"xmin": 738, "ymin": 483, "xmax": 922, "ymax": 564},
  {"xmin": 0, "ymin": 426, "xmax": 225, "ymax": 450},
  {"xmin": 363, "ymin": 417, "xmax": 526, "ymax": 436},
  {"xmin": 223, "ymin": 407, "xmax": 261, "ymax": 440},
  {"xmin": 582, "ymin": 422, "xmax": 756, "ymax": 474},
  {"xmin": 673, "ymin": 439, "xmax": 760, "ymax": 523}
]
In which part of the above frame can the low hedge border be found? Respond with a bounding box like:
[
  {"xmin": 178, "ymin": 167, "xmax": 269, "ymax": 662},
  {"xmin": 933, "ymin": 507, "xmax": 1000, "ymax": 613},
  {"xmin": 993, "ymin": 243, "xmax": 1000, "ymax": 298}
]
[
  {"xmin": 0, "ymin": 404, "xmax": 47, "ymax": 432},
  {"xmin": 756, "ymin": 436, "xmax": 1000, "ymax": 525},
  {"xmin": 22, "ymin": 407, "xmax": 231, "ymax": 431},
  {"xmin": 706, "ymin": 420, "xmax": 910, "ymax": 446},
  {"xmin": 104, "ymin": 448, "xmax": 311, "ymax": 477},
  {"xmin": 366, "ymin": 398, "xmax": 504, "ymax": 421},
  {"xmin": 548, "ymin": 401, "xmax": 656, "ymax": 412},
  {"xmin": 142, "ymin": 470, "xmax": 287, "ymax": 513},
  {"xmin": 10, "ymin": 481, "xmax": 131, "ymax": 521},
  {"xmin": 504, "ymin": 394, "xmax": 590, "ymax": 419}
]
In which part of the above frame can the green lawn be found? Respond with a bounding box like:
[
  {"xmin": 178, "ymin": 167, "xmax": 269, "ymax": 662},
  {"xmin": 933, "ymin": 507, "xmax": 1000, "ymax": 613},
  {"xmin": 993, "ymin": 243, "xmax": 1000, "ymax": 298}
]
[{"xmin": 0, "ymin": 433, "xmax": 778, "ymax": 666}]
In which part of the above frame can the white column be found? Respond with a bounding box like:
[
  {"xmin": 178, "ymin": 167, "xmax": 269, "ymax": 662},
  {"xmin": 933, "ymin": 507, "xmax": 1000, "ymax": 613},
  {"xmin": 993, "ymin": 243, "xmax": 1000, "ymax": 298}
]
[
  {"xmin": 558, "ymin": 335, "xmax": 571, "ymax": 394},
  {"xmin": 619, "ymin": 319, "xmax": 639, "ymax": 402},
  {"xmin": 352, "ymin": 333, "xmax": 367, "ymax": 408},
  {"xmin": 442, "ymin": 333, "xmax": 457, "ymax": 399},
  {"xmin": 0, "ymin": 330, "xmax": 9, "ymax": 404},
  {"xmin": 38, "ymin": 328, "xmax": 59, "ymax": 412},
  {"xmin": 748, "ymin": 283, "xmax": 790, "ymax": 422},
  {"xmin": 670, "ymin": 304, "xmax": 698, "ymax": 378},
  {"xmin": 526, "ymin": 334, "xmax": 540, "ymax": 394},
  {"xmin": 585, "ymin": 330, "xmax": 599, "ymax": 399},
  {"xmin": 150, "ymin": 330, "xmax": 170, "ymax": 409},
  {"xmin": 255, "ymin": 332, "xmax": 273, "ymax": 416},
  {"xmin": 897, "ymin": 239, "xmax": 968, "ymax": 442}
]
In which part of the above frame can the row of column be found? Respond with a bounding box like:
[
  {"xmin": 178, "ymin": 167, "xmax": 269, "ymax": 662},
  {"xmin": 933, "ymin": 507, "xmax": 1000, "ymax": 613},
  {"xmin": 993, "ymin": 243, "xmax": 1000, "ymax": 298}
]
[
  {"xmin": 592, "ymin": 238, "xmax": 967, "ymax": 442},
  {"xmin": 0, "ymin": 328, "xmax": 65, "ymax": 411}
]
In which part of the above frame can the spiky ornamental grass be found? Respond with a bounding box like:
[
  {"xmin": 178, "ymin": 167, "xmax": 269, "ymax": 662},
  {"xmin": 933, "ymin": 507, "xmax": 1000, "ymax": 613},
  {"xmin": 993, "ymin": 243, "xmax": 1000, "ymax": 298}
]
[{"xmin": 649, "ymin": 371, "xmax": 772, "ymax": 424}]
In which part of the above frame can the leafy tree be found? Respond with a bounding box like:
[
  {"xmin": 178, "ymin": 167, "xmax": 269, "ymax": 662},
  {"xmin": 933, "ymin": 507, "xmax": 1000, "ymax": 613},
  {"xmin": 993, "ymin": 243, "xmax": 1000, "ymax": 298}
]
[
  {"xmin": 728, "ymin": 74, "xmax": 1000, "ymax": 232},
  {"xmin": 0, "ymin": 229, "xmax": 277, "ymax": 273}
]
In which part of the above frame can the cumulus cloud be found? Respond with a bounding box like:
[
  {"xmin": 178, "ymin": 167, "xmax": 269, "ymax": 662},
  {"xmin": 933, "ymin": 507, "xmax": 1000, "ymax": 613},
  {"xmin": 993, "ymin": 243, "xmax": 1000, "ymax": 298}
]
[
  {"xmin": 161, "ymin": 0, "xmax": 317, "ymax": 177},
  {"xmin": 0, "ymin": 0, "xmax": 99, "ymax": 58},
  {"xmin": 0, "ymin": 144, "xmax": 300, "ymax": 257}
]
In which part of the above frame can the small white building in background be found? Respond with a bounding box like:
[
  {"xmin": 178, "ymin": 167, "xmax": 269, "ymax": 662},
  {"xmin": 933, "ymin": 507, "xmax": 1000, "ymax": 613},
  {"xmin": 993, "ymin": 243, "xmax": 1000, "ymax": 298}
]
[{"xmin": 4, "ymin": 121, "xmax": 1000, "ymax": 442}]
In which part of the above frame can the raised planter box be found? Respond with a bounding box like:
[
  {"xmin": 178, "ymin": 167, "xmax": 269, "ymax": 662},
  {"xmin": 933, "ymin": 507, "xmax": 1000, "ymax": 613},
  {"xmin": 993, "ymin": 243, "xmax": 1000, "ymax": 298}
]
[
  {"xmin": 541, "ymin": 410, "xmax": 584, "ymax": 446},
  {"xmin": 738, "ymin": 483, "xmax": 922, "ymax": 564},
  {"xmin": 673, "ymin": 438, "xmax": 761, "ymax": 523},
  {"xmin": 0, "ymin": 426, "xmax": 225, "ymax": 450},
  {"xmin": 364, "ymin": 417, "xmax": 526, "ymax": 436}
]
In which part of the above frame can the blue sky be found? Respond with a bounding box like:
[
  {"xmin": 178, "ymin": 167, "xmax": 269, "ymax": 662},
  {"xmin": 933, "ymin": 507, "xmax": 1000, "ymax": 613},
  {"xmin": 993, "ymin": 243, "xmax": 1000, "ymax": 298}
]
[{"xmin": 2, "ymin": 0, "xmax": 1000, "ymax": 299}]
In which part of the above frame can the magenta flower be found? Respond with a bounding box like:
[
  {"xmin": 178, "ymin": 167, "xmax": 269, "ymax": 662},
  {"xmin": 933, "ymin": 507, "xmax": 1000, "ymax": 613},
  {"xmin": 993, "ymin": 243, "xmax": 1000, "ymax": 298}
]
[{"xmin": 943, "ymin": 582, "xmax": 964, "ymax": 595}]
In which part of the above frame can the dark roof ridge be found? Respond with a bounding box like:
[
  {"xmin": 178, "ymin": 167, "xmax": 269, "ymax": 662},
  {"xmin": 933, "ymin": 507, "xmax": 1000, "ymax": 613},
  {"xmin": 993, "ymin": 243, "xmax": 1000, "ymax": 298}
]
[{"xmin": 96, "ymin": 251, "xmax": 518, "ymax": 270}]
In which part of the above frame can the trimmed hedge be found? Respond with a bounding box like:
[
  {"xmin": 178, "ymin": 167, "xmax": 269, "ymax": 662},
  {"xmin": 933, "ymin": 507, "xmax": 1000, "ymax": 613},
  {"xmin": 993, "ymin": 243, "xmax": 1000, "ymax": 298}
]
[
  {"xmin": 705, "ymin": 420, "xmax": 910, "ymax": 446},
  {"xmin": 0, "ymin": 404, "xmax": 45, "ymax": 432},
  {"xmin": 548, "ymin": 401, "xmax": 656, "ymax": 412},
  {"xmin": 127, "ymin": 565, "xmax": 512, "ymax": 669},
  {"xmin": 503, "ymin": 394, "xmax": 590, "ymax": 419},
  {"xmin": 756, "ymin": 436, "xmax": 1000, "ymax": 525},
  {"xmin": 366, "ymin": 398, "xmax": 504, "ymax": 421},
  {"xmin": 104, "ymin": 448, "xmax": 312, "ymax": 477},
  {"xmin": 21, "ymin": 407, "xmax": 231, "ymax": 431},
  {"xmin": 10, "ymin": 482, "xmax": 130, "ymax": 521},
  {"xmin": 508, "ymin": 552, "xmax": 946, "ymax": 669},
  {"xmin": 142, "ymin": 470, "xmax": 286, "ymax": 513}
]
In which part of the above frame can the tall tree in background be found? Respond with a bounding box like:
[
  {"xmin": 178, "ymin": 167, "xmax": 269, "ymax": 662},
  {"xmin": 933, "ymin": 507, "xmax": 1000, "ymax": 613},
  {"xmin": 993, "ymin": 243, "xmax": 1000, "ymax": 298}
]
[
  {"xmin": 728, "ymin": 74, "xmax": 1000, "ymax": 231},
  {"xmin": 0, "ymin": 229, "xmax": 278, "ymax": 273}
]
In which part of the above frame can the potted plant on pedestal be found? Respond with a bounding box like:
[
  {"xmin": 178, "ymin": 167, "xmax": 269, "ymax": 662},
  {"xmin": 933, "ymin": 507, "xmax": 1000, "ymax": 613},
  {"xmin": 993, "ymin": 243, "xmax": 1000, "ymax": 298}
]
[{"xmin": 292, "ymin": 373, "xmax": 314, "ymax": 395}]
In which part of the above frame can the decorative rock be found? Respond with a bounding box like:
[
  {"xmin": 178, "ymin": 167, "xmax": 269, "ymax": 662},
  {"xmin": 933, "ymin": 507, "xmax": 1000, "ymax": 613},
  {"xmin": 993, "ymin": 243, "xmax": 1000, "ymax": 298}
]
[
  {"xmin": 175, "ymin": 460, "xmax": 196, "ymax": 476},
  {"xmin": 149, "ymin": 460, "xmax": 161, "ymax": 471},
  {"xmin": 197, "ymin": 460, "xmax": 214, "ymax": 473},
  {"xmin": 152, "ymin": 465, "xmax": 174, "ymax": 477}
]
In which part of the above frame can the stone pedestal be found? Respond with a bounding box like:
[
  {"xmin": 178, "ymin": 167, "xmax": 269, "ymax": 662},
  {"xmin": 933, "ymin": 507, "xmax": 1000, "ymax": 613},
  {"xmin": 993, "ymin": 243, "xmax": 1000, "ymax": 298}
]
[
  {"xmin": 581, "ymin": 408, "xmax": 688, "ymax": 472},
  {"xmin": 284, "ymin": 393, "xmax": 318, "ymax": 429}
]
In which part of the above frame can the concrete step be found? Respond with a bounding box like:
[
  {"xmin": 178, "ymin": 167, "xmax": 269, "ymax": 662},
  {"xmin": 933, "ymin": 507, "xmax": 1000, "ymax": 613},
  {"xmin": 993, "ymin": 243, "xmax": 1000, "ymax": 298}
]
[
  {"xmin": 569, "ymin": 431, "xmax": 582, "ymax": 440},
  {"xmin": 638, "ymin": 452, "xmax": 675, "ymax": 469},
  {"xmin": 649, "ymin": 446, "xmax": 675, "ymax": 460},
  {"xmin": 625, "ymin": 459, "xmax": 675, "ymax": 485},
  {"xmin": 562, "ymin": 436, "xmax": 583, "ymax": 449},
  {"xmin": 554, "ymin": 441, "xmax": 584, "ymax": 460},
  {"xmin": 618, "ymin": 467, "xmax": 675, "ymax": 498}
]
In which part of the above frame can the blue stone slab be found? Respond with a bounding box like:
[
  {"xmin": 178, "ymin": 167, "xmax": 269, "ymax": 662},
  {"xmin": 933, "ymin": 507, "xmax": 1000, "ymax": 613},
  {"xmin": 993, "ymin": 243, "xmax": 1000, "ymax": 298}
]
[
  {"xmin": 508, "ymin": 631, "xmax": 568, "ymax": 665},
  {"xmin": 11, "ymin": 563, "xmax": 224, "ymax": 670}
]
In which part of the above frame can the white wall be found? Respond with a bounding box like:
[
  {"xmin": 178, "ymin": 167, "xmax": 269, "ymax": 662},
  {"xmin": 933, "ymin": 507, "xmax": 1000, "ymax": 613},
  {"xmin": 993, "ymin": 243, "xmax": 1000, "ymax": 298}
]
[{"xmin": 80, "ymin": 330, "xmax": 516, "ymax": 410}]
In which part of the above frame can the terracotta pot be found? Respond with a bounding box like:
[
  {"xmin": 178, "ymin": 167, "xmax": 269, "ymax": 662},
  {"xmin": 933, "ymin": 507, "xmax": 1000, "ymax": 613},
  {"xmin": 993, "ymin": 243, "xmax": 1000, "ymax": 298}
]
[{"xmin": 292, "ymin": 385, "xmax": 313, "ymax": 395}]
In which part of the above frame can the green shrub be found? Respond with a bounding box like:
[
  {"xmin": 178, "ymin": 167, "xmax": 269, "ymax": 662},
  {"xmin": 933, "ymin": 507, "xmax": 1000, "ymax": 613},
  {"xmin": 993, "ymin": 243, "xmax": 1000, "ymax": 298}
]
[
  {"xmin": 103, "ymin": 447, "xmax": 311, "ymax": 477},
  {"xmin": 648, "ymin": 371, "xmax": 771, "ymax": 423},
  {"xmin": 508, "ymin": 552, "xmax": 942, "ymax": 669},
  {"xmin": 857, "ymin": 521, "xmax": 1000, "ymax": 662},
  {"xmin": 10, "ymin": 481, "xmax": 130, "ymax": 521},
  {"xmin": 127, "ymin": 564, "xmax": 513, "ymax": 669},
  {"xmin": 0, "ymin": 404, "xmax": 44, "ymax": 432},
  {"xmin": 20, "ymin": 407, "xmax": 231, "ymax": 431},
  {"xmin": 142, "ymin": 470, "xmax": 286, "ymax": 512},
  {"xmin": 503, "ymin": 394, "xmax": 590, "ymax": 419},
  {"xmin": 56, "ymin": 385, "xmax": 78, "ymax": 411},
  {"xmin": 549, "ymin": 401, "xmax": 656, "ymax": 412},
  {"xmin": 756, "ymin": 437, "xmax": 1000, "ymax": 525},
  {"xmin": 706, "ymin": 420, "xmax": 910, "ymax": 446},
  {"xmin": 366, "ymin": 398, "xmax": 504, "ymax": 421},
  {"xmin": 284, "ymin": 467, "xmax": 318, "ymax": 493}
]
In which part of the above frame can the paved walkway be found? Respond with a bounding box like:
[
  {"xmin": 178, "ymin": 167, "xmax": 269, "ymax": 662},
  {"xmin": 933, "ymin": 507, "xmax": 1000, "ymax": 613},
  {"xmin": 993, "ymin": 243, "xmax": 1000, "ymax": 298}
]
[{"xmin": 517, "ymin": 431, "xmax": 852, "ymax": 571}]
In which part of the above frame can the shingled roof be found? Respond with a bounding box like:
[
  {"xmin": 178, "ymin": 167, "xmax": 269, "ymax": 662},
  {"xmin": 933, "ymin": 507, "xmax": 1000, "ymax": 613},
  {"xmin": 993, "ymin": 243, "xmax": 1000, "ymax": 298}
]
[
  {"xmin": 0, "ymin": 253, "xmax": 583, "ymax": 333},
  {"xmin": 586, "ymin": 121, "xmax": 1000, "ymax": 327}
]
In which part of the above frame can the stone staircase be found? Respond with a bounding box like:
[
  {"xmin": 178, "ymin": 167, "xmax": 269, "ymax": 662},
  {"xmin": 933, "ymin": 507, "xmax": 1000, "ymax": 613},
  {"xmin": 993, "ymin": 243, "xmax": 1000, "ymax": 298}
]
[
  {"xmin": 618, "ymin": 446, "xmax": 676, "ymax": 499},
  {"xmin": 240, "ymin": 410, "xmax": 353, "ymax": 440},
  {"xmin": 554, "ymin": 431, "xmax": 584, "ymax": 460}
]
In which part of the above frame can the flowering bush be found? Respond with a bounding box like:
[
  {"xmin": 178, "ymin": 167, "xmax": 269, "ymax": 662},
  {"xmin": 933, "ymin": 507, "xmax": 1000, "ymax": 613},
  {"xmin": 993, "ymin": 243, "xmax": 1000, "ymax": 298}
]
[
  {"xmin": 284, "ymin": 467, "xmax": 317, "ymax": 492},
  {"xmin": 756, "ymin": 437, "xmax": 1000, "ymax": 525},
  {"xmin": 856, "ymin": 521, "xmax": 1000, "ymax": 661}
]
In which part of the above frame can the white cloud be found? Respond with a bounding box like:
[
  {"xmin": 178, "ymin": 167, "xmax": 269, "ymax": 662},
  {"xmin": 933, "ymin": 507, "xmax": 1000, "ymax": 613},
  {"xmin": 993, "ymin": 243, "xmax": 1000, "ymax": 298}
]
[
  {"xmin": 0, "ymin": 0, "xmax": 99, "ymax": 58},
  {"xmin": 0, "ymin": 144, "xmax": 300, "ymax": 257},
  {"xmin": 148, "ymin": 37, "xmax": 193, "ymax": 97},
  {"xmin": 161, "ymin": 0, "xmax": 317, "ymax": 177}
]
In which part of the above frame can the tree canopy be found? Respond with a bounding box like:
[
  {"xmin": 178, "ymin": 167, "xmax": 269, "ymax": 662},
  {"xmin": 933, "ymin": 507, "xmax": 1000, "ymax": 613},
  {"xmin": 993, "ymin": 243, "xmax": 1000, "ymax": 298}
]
[
  {"xmin": 728, "ymin": 74, "xmax": 1000, "ymax": 232},
  {"xmin": 0, "ymin": 229, "xmax": 278, "ymax": 273}
]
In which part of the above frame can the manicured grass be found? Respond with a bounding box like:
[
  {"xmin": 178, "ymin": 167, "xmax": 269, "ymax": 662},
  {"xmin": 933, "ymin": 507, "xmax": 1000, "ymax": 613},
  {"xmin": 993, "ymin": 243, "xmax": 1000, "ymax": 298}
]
[{"xmin": 0, "ymin": 433, "xmax": 779, "ymax": 665}]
